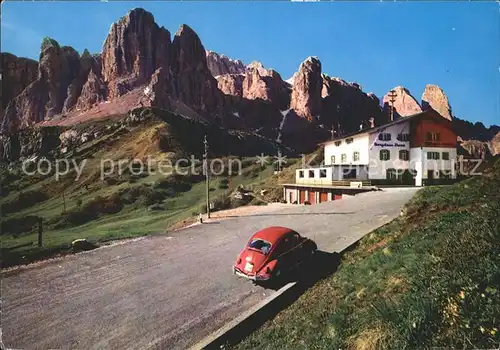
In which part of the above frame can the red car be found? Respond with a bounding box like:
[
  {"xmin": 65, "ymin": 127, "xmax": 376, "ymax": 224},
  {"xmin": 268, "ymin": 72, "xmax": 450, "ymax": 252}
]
[{"xmin": 233, "ymin": 226, "xmax": 317, "ymax": 282}]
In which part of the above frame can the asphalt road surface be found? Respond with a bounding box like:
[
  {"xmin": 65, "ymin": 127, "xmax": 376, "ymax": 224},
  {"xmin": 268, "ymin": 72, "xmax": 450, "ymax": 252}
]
[{"xmin": 3, "ymin": 187, "xmax": 418, "ymax": 349}]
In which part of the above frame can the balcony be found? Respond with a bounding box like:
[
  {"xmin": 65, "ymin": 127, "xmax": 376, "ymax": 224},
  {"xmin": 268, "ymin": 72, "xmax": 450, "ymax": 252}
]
[{"xmin": 293, "ymin": 178, "xmax": 372, "ymax": 187}]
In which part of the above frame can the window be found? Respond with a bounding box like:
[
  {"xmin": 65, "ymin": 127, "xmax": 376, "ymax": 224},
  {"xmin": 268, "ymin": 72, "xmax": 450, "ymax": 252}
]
[
  {"xmin": 442, "ymin": 152, "xmax": 450, "ymax": 160},
  {"xmin": 319, "ymin": 169, "xmax": 327, "ymax": 178},
  {"xmin": 299, "ymin": 170, "xmax": 304, "ymax": 178},
  {"xmin": 309, "ymin": 170, "xmax": 315, "ymax": 178},
  {"xmin": 386, "ymin": 169, "xmax": 403, "ymax": 180},
  {"xmin": 346, "ymin": 138, "xmax": 354, "ymax": 144},
  {"xmin": 378, "ymin": 133, "xmax": 391, "ymax": 141},
  {"xmin": 248, "ymin": 238, "xmax": 272, "ymax": 255},
  {"xmin": 353, "ymin": 151, "xmax": 360, "ymax": 161},
  {"xmin": 399, "ymin": 150, "xmax": 409, "ymax": 161},
  {"xmin": 397, "ymin": 133, "xmax": 410, "ymax": 142},
  {"xmin": 344, "ymin": 169, "xmax": 357, "ymax": 179},
  {"xmin": 334, "ymin": 141, "xmax": 341, "ymax": 146},
  {"xmin": 426, "ymin": 132, "xmax": 440, "ymax": 142},
  {"xmin": 427, "ymin": 152, "xmax": 440, "ymax": 160},
  {"xmin": 379, "ymin": 149, "xmax": 390, "ymax": 161},
  {"xmin": 341, "ymin": 153, "xmax": 347, "ymax": 163},
  {"xmin": 330, "ymin": 155, "xmax": 336, "ymax": 164}
]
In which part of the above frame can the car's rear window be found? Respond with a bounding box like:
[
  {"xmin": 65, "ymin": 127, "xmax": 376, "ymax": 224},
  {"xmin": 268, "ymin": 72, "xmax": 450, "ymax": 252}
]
[{"xmin": 248, "ymin": 238, "xmax": 272, "ymax": 255}]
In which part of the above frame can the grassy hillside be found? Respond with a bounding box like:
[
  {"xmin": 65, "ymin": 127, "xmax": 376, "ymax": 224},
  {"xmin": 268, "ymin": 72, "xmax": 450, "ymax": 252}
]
[
  {"xmin": 236, "ymin": 160, "xmax": 500, "ymax": 349},
  {"xmin": 0, "ymin": 108, "xmax": 296, "ymax": 268}
]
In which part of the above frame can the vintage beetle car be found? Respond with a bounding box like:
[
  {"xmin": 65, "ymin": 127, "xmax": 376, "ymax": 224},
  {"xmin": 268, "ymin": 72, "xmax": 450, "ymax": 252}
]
[{"xmin": 233, "ymin": 226, "xmax": 317, "ymax": 282}]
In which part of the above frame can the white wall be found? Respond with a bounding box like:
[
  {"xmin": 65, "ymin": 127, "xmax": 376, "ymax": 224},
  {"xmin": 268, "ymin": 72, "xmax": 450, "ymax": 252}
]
[
  {"xmin": 296, "ymin": 167, "xmax": 333, "ymax": 184},
  {"xmin": 368, "ymin": 121, "xmax": 411, "ymax": 179},
  {"xmin": 324, "ymin": 134, "xmax": 370, "ymax": 166},
  {"xmin": 411, "ymin": 147, "xmax": 457, "ymax": 179}
]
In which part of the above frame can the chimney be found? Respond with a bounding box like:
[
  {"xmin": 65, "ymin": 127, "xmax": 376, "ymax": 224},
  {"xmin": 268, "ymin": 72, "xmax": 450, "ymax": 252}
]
[
  {"xmin": 359, "ymin": 123, "xmax": 363, "ymax": 131},
  {"xmin": 369, "ymin": 117, "xmax": 375, "ymax": 128}
]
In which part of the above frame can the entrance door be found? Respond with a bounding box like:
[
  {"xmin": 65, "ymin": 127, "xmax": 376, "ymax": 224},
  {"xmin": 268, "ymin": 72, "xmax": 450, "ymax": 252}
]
[
  {"xmin": 427, "ymin": 170, "xmax": 435, "ymax": 185},
  {"xmin": 299, "ymin": 190, "xmax": 306, "ymax": 204},
  {"xmin": 308, "ymin": 191, "xmax": 315, "ymax": 204},
  {"xmin": 289, "ymin": 192, "xmax": 293, "ymax": 204},
  {"xmin": 319, "ymin": 191, "xmax": 328, "ymax": 203}
]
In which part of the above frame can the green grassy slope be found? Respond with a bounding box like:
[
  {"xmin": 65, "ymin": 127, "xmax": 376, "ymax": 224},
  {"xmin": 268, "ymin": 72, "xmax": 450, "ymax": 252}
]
[
  {"xmin": 0, "ymin": 108, "xmax": 294, "ymax": 268},
  {"xmin": 236, "ymin": 160, "xmax": 500, "ymax": 349}
]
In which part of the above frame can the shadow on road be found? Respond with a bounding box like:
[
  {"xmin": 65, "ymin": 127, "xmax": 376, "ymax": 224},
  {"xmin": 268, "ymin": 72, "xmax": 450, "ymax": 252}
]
[
  {"xmin": 257, "ymin": 250, "xmax": 342, "ymax": 291},
  {"xmin": 215, "ymin": 212, "xmax": 355, "ymax": 219}
]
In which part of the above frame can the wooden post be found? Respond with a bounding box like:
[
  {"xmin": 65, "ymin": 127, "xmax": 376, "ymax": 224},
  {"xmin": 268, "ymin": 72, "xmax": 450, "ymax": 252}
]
[
  {"xmin": 204, "ymin": 135, "xmax": 210, "ymax": 219},
  {"xmin": 38, "ymin": 218, "xmax": 43, "ymax": 247},
  {"xmin": 62, "ymin": 189, "xmax": 66, "ymax": 213}
]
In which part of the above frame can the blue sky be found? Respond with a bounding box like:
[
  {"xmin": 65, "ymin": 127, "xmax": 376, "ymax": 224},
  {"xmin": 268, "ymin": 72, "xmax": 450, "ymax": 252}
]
[{"xmin": 2, "ymin": 1, "xmax": 499, "ymax": 127}]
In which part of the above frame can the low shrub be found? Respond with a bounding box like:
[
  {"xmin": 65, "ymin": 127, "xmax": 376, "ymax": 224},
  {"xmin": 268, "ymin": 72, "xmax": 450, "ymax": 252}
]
[
  {"xmin": 1, "ymin": 215, "xmax": 41, "ymax": 236},
  {"xmin": 1, "ymin": 190, "xmax": 48, "ymax": 214},
  {"xmin": 58, "ymin": 194, "xmax": 123, "ymax": 227}
]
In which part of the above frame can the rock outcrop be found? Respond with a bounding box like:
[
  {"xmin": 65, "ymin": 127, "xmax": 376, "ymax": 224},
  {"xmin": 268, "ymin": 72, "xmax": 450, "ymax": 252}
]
[
  {"xmin": 490, "ymin": 132, "xmax": 500, "ymax": 156},
  {"xmin": 290, "ymin": 57, "xmax": 322, "ymax": 120},
  {"xmin": 206, "ymin": 50, "xmax": 246, "ymax": 76},
  {"xmin": 1, "ymin": 126, "xmax": 61, "ymax": 161},
  {"xmin": 2, "ymin": 39, "xmax": 95, "ymax": 132},
  {"xmin": 2, "ymin": 6, "xmax": 496, "ymax": 158},
  {"xmin": 145, "ymin": 67, "xmax": 170, "ymax": 109},
  {"xmin": 216, "ymin": 74, "xmax": 244, "ymax": 97},
  {"xmin": 169, "ymin": 25, "xmax": 222, "ymax": 117},
  {"xmin": 382, "ymin": 86, "xmax": 422, "ymax": 119},
  {"xmin": 241, "ymin": 64, "xmax": 289, "ymax": 108},
  {"xmin": 421, "ymin": 84, "xmax": 452, "ymax": 120},
  {"xmin": 321, "ymin": 75, "xmax": 384, "ymax": 135},
  {"xmin": 63, "ymin": 49, "xmax": 102, "ymax": 112},
  {"xmin": 1, "ymin": 53, "xmax": 39, "ymax": 111},
  {"xmin": 76, "ymin": 69, "xmax": 107, "ymax": 110},
  {"xmin": 458, "ymin": 139, "xmax": 492, "ymax": 159},
  {"xmin": 101, "ymin": 8, "xmax": 171, "ymax": 99}
]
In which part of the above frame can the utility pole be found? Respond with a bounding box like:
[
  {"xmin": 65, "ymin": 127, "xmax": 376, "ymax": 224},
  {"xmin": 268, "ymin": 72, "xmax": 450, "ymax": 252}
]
[
  {"xmin": 388, "ymin": 89, "xmax": 397, "ymax": 122},
  {"xmin": 331, "ymin": 125, "xmax": 335, "ymax": 140},
  {"xmin": 203, "ymin": 135, "xmax": 210, "ymax": 219}
]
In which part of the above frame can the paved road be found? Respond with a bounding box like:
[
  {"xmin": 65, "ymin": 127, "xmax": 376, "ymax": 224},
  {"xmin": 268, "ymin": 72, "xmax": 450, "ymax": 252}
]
[{"xmin": 2, "ymin": 188, "xmax": 418, "ymax": 349}]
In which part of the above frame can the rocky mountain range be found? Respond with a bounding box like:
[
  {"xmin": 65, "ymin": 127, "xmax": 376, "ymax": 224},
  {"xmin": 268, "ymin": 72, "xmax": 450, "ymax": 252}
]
[{"xmin": 1, "ymin": 7, "xmax": 498, "ymax": 158}]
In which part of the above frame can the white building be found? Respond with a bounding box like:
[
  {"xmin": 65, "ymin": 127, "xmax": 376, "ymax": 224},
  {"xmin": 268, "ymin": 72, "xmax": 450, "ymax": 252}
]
[{"xmin": 283, "ymin": 109, "xmax": 458, "ymax": 204}]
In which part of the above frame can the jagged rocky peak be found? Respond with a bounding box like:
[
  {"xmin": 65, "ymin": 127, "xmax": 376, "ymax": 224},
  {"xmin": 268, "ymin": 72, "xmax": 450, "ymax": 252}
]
[
  {"xmin": 1, "ymin": 52, "xmax": 39, "ymax": 111},
  {"xmin": 422, "ymin": 84, "xmax": 453, "ymax": 120},
  {"xmin": 101, "ymin": 7, "xmax": 171, "ymax": 99},
  {"xmin": 243, "ymin": 63, "xmax": 289, "ymax": 108},
  {"xmin": 2, "ymin": 37, "xmax": 73, "ymax": 132},
  {"xmin": 1, "ymin": 37, "xmax": 107, "ymax": 133},
  {"xmin": 170, "ymin": 24, "xmax": 222, "ymax": 116},
  {"xmin": 205, "ymin": 50, "xmax": 246, "ymax": 76},
  {"xmin": 63, "ymin": 48, "xmax": 103, "ymax": 112},
  {"xmin": 382, "ymin": 86, "xmax": 422, "ymax": 119},
  {"xmin": 290, "ymin": 56, "xmax": 322, "ymax": 120},
  {"xmin": 246, "ymin": 61, "xmax": 270, "ymax": 77}
]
